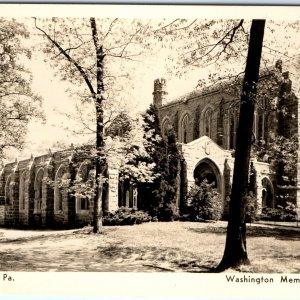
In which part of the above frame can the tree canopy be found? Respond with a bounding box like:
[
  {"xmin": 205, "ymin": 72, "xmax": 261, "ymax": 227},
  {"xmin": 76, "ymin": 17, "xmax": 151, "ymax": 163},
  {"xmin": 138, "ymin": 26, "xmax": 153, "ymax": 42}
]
[{"xmin": 0, "ymin": 18, "xmax": 43, "ymax": 162}]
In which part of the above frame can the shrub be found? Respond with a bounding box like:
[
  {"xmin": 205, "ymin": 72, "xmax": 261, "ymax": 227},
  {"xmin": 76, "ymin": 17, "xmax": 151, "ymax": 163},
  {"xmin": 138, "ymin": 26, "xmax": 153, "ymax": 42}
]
[
  {"xmin": 186, "ymin": 180, "xmax": 222, "ymax": 221},
  {"xmin": 245, "ymin": 192, "xmax": 259, "ymax": 223},
  {"xmin": 103, "ymin": 207, "xmax": 152, "ymax": 226},
  {"xmin": 260, "ymin": 202, "xmax": 297, "ymax": 222}
]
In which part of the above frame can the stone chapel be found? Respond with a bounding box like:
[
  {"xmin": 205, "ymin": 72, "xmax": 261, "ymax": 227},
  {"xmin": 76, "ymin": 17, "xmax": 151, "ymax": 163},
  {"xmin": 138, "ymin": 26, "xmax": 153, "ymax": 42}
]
[{"xmin": 0, "ymin": 60, "xmax": 299, "ymax": 228}]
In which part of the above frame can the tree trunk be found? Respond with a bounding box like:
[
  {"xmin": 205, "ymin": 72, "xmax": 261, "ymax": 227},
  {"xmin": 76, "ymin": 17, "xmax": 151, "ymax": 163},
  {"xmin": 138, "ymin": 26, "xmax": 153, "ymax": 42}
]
[
  {"xmin": 90, "ymin": 17, "xmax": 106, "ymax": 233},
  {"xmin": 216, "ymin": 19, "xmax": 265, "ymax": 271}
]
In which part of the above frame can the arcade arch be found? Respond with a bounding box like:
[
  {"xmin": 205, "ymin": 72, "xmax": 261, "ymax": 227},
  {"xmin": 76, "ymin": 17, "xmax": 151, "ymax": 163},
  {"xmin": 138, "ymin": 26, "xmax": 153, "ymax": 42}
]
[{"xmin": 54, "ymin": 164, "xmax": 69, "ymax": 212}]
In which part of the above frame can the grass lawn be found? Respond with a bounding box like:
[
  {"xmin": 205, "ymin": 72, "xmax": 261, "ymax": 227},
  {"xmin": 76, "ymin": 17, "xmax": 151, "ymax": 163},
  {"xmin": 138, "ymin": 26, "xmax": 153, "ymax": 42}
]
[{"xmin": 0, "ymin": 221, "xmax": 299, "ymax": 272}]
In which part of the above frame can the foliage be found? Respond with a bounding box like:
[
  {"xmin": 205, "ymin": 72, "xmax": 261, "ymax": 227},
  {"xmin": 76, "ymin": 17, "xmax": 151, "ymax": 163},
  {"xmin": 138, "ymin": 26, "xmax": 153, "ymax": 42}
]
[
  {"xmin": 259, "ymin": 134, "xmax": 298, "ymax": 187},
  {"xmin": 103, "ymin": 207, "xmax": 152, "ymax": 226},
  {"xmin": 155, "ymin": 127, "xmax": 181, "ymax": 221},
  {"xmin": 260, "ymin": 203, "xmax": 297, "ymax": 222},
  {"xmin": 117, "ymin": 115, "xmax": 158, "ymax": 184},
  {"xmin": 245, "ymin": 192, "xmax": 259, "ymax": 223},
  {"xmin": 122, "ymin": 104, "xmax": 164, "ymax": 214},
  {"xmin": 186, "ymin": 180, "xmax": 222, "ymax": 221},
  {"xmin": 0, "ymin": 18, "xmax": 44, "ymax": 161},
  {"xmin": 105, "ymin": 112, "xmax": 132, "ymax": 139},
  {"xmin": 138, "ymin": 104, "xmax": 181, "ymax": 220},
  {"xmin": 120, "ymin": 104, "xmax": 181, "ymax": 220}
]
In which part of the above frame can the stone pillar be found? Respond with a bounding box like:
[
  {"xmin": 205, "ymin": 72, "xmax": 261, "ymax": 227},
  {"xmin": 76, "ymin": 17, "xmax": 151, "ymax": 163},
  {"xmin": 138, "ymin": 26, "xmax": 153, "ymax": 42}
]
[
  {"xmin": 256, "ymin": 174, "xmax": 263, "ymax": 213},
  {"xmin": 108, "ymin": 169, "xmax": 119, "ymax": 212},
  {"xmin": 223, "ymin": 159, "xmax": 231, "ymax": 216},
  {"xmin": 217, "ymin": 98, "xmax": 225, "ymax": 146},
  {"xmin": 224, "ymin": 112, "xmax": 229, "ymax": 149},
  {"xmin": 133, "ymin": 187, "xmax": 138, "ymax": 209}
]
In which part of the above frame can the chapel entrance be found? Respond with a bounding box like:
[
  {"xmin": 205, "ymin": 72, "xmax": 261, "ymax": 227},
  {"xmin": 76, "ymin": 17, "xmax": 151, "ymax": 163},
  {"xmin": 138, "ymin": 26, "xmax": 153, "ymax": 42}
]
[{"xmin": 193, "ymin": 158, "xmax": 221, "ymax": 192}]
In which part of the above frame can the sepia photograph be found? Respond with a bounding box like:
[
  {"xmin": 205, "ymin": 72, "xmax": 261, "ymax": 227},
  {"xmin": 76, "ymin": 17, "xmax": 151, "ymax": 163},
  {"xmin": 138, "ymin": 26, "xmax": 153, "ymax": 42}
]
[{"xmin": 0, "ymin": 3, "xmax": 300, "ymax": 298}]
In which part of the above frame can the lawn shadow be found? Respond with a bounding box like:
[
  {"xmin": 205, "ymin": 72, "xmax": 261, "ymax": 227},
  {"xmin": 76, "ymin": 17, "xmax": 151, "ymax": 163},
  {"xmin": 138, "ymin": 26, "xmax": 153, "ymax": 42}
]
[
  {"xmin": 247, "ymin": 226, "xmax": 300, "ymax": 241},
  {"xmin": 96, "ymin": 243, "xmax": 217, "ymax": 272},
  {"xmin": 187, "ymin": 224, "xmax": 300, "ymax": 241},
  {"xmin": 188, "ymin": 226, "xmax": 226, "ymax": 235},
  {"xmin": 0, "ymin": 232, "xmax": 73, "ymax": 244}
]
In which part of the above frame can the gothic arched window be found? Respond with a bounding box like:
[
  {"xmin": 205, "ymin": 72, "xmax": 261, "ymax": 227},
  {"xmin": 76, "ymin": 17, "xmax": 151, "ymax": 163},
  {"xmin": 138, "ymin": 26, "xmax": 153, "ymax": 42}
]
[
  {"xmin": 19, "ymin": 171, "xmax": 26, "ymax": 210},
  {"xmin": 76, "ymin": 161, "xmax": 91, "ymax": 212},
  {"xmin": 35, "ymin": 168, "xmax": 44, "ymax": 212},
  {"xmin": 161, "ymin": 118, "xmax": 171, "ymax": 139},
  {"xmin": 5, "ymin": 175, "xmax": 12, "ymax": 205},
  {"xmin": 204, "ymin": 108, "xmax": 213, "ymax": 138},
  {"xmin": 255, "ymin": 97, "xmax": 271, "ymax": 142},
  {"xmin": 54, "ymin": 165, "xmax": 69, "ymax": 212},
  {"xmin": 180, "ymin": 114, "xmax": 190, "ymax": 143},
  {"xmin": 228, "ymin": 102, "xmax": 239, "ymax": 149}
]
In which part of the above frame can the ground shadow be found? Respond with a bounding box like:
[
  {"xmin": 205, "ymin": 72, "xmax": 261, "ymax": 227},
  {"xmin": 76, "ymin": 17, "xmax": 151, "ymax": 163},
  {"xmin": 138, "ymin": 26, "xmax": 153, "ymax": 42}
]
[
  {"xmin": 96, "ymin": 244, "xmax": 217, "ymax": 272},
  {"xmin": 188, "ymin": 224, "xmax": 300, "ymax": 241},
  {"xmin": 188, "ymin": 226, "xmax": 226, "ymax": 235},
  {"xmin": 247, "ymin": 226, "xmax": 300, "ymax": 241},
  {"xmin": 0, "ymin": 232, "xmax": 73, "ymax": 244}
]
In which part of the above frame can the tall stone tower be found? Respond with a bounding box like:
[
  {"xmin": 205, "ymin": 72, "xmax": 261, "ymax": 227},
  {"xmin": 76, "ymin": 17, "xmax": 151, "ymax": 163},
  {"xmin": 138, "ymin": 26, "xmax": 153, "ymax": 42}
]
[{"xmin": 152, "ymin": 78, "xmax": 167, "ymax": 108}]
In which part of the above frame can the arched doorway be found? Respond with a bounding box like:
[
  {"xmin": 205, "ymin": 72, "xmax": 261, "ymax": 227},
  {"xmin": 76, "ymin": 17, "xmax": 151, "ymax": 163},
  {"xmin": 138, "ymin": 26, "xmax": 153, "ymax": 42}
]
[
  {"xmin": 193, "ymin": 158, "xmax": 221, "ymax": 193},
  {"xmin": 262, "ymin": 177, "xmax": 274, "ymax": 208}
]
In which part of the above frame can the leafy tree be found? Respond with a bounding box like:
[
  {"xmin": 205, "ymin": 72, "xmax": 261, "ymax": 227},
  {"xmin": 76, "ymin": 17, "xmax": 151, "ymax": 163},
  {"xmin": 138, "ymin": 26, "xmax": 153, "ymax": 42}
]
[
  {"xmin": 257, "ymin": 134, "xmax": 298, "ymax": 207},
  {"xmin": 34, "ymin": 17, "xmax": 151, "ymax": 232},
  {"xmin": 105, "ymin": 112, "xmax": 132, "ymax": 139},
  {"xmin": 137, "ymin": 104, "xmax": 165, "ymax": 214},
  {"xmin": 155, "ymin": 127, "xmax": 181, "ymax": 221},
  {"xmin": 264, "ymin": 134, "xmax": 298, "ymax": 187},
  {"xmin": 0, "ymin": 18, "xmax": 43, "ymax": 161},
  {"xmin": 217, "ymin": 19, "xmax": 266, "ymax": 271},
  {"xmin": 118, "ymin": 115, "xmax": 157, "ymax": 185},
  {"xmin": 134, "ymin": 104, "xmax": 181, "ymax": 220},
  {"xmin": 245, "ymin": 191, "xmax": 259, "ymax": 224}
]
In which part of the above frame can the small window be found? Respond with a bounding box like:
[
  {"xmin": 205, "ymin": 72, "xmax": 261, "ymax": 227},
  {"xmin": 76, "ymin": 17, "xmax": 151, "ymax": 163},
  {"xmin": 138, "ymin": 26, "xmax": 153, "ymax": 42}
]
[{"xmin": 80, "ymin": 196, "xmax": 89, "ymax": 210}]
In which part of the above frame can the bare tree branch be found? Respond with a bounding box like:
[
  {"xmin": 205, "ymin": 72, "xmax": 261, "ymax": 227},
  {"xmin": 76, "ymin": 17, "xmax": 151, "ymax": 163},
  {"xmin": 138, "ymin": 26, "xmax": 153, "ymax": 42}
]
[
  {"xmin": 185, "ymin": 19, "xmax": 245, "ymax": 66},
  {"xmin": 33, "ymin": 17, "xmax": 96, "ymax": 98},
  {"xmin": 103, "ymin": 18, "xmax": 118, "ymax": 41}
]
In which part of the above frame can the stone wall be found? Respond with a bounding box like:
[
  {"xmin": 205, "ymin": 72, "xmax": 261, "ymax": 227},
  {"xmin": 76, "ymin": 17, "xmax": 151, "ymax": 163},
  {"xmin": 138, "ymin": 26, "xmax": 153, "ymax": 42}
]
[
  {"xmin": 159, "ymin": 90, "xmax": 232, "ymax": 147},
  {"xmin": 0, "ymin": 148, "xmax": 123, "ymax": 229}
]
